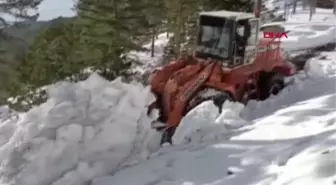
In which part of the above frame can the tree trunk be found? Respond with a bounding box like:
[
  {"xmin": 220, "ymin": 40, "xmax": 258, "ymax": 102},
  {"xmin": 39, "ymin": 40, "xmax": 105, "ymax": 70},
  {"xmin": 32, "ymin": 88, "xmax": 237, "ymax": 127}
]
[
  {"xmin": 303, "ymin": 0, "xmax": 307, "ymax": 10},
  {"xmin": 292, "ymin": 0, "xmax": 297, "ymax": 14},
  {"xmin": 308, "ymin": 0, "xmax": 316, "ymax": 21},
  {"xmin": 174, "ymin": 25, "xmax": 181, "ymax": 57},
  {"xmin": 166, "ymin": 20, "xmax": 169, "ymax": 38},
  {"xmin": 173, "ymin": 17, "xmax": 182, "ymax": 57},
  {"xmin": 284, "ymin": 3, "xmax": 289, "ymax": 20},
  {"xmin": 156, "ymin": 25, "xmax": 160, "ymax": 39},
  {"xmin": 151, "ymin": 27, "xmax": 155, "ymax": 57},
  {"xmin": 312, "ymin": 0, "xmax": 316, "ymax": 14}
]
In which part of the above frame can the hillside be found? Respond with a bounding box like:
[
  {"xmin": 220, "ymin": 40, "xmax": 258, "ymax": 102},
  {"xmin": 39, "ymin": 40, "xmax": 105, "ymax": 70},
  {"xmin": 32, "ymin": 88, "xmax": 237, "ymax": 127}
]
[
  {"xmin": 0, "ymin": 16, "xmax": 75, "ymax": 101},
  {"xmin": 0, "ymin": 16, "xmax": 74, "ymax": 60}
]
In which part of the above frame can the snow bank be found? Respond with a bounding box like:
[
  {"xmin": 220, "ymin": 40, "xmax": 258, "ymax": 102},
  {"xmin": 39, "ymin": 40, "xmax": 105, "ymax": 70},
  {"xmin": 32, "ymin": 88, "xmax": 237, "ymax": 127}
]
[
  {"xmin": 281, "ymin": 22, "xmax": 336, "ymax": 52},
  {"xmin": 304, "ymin": 50, "xmax": 336, "ymax": 78},
  {"xmin": 0, "ymin": 106, "xmax": 12, "ymax": 121},
  {"xmin": 173, "ymin": 101, "xmax": 249, "ymax": 145},
  {"xmin": 0, "ymin": 73, "xmax": 161, "ymax": 185},
  {"xmin": 172, "ymin": 102, "xmax": 221, "ymax": 145},
  {"xmin": 96, "ymin": 48, "xmax": 336, "ymax": 185},
  {"xmin": 263, "ymin": 0, "xmax": 336, "ymax": 52},
  {"xmin": 88, "ymin": 2, "xmax": 336, "ymax": 184},
  {"xmin": 270, "ymin": 133, "xmax": 336, "ymax": 185},
  {"xmin": 304, "ymin": 57, "xmax": 327, "ymax": 78},
  {"xmin": 173, "ymin": 47, "xmax": 336, "ymax": 146}
]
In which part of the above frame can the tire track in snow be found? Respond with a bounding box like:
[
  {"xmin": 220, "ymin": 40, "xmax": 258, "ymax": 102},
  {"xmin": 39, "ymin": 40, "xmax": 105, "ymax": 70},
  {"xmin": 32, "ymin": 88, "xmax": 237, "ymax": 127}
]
[{"xmin": 275, "ymin": 137, "xmax": 314, "ymax": 167}]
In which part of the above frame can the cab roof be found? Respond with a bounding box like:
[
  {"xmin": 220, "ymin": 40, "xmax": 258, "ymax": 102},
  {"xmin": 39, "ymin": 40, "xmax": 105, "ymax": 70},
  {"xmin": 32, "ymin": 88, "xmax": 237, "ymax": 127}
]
[{"xmin": 199, "ymin": 10, "xmax": 255, "ymax": 20}]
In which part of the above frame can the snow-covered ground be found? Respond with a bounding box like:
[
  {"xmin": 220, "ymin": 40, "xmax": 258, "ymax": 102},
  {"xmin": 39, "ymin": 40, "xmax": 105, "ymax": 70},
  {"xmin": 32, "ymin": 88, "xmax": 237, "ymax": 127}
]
[
  {"xmin": 91, "ymin": 4, "xmax": 336, "ymax": 185},
  {"xmin": 91, "ymin": 48, "xmax": 336, "ymax": 185},
  {"xmin": 0, "ymin": 1, "xmax": 336, "ymax": 185},
  {"xmin": 280, "ymin": 8, "xmax": 335, "ymax": 52},
  {"xmin": 262, "ymin": 3, "xmax": 336, "ymax": 52}
]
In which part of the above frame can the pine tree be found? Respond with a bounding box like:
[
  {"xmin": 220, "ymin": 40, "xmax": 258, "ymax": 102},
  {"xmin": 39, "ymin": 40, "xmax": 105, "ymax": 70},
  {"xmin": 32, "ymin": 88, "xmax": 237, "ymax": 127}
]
[
  {"xmin": 165, "ymin": 0, "xmax": 201, "ymax": 57},
  {"xmin": 0, "ymin": 0, "xmax": 43, "ymax": 104},
  {"xmin": 76, "ymin": 0, "xmax": 152, "ymax": 79},
  {"xmin": 308, "ymin": 0, "xmax": 317, "ymax": 20},
  {"xmin": 0, "ymin": 0, "xmax": 42, "ymax": 38},
  {"xmin": 143, "ymin": 0, "xmax": 166, "ymax": 57},
  {"xmin": 17, "ymin": 20, "xmax": 83, "ymax": 87},
  {"xmin": 203, "ymin": 0, "xmax": 253, "ymax": 12}
]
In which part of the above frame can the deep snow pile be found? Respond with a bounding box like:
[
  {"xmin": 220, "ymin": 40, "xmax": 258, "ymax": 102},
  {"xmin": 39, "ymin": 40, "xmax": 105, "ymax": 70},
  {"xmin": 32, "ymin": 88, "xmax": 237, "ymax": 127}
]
[
  {"xmin": 172, "ymin": 101, "xmax": 248, "ymax": 145},
  {"xmin": 0, "ymin": 32, "xmax": 170, "ymax": 185},
  {"xmin": 0, "ymin": 74, "xmax": 163, "ymax": 185},
  {"xmin": 92, "ymin": 46, "xmax": 336, "ymax": 185}
]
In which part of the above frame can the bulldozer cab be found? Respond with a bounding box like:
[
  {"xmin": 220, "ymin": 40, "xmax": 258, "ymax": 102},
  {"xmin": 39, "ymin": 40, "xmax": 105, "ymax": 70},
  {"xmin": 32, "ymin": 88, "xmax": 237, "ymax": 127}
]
[{"xmin": 195, "ymin": 10, "xmax": 260, "ymax": 67}]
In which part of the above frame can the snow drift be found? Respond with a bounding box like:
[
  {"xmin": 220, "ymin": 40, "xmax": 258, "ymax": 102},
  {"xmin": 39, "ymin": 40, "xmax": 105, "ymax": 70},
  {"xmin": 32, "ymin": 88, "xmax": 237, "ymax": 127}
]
[
  {"xmin": 0, "ymin": 74, "xmax": 161, "ymax": 185},
  {"xmin": 173, "ymin": 101, "xmax": 248, "ymax": 146}
]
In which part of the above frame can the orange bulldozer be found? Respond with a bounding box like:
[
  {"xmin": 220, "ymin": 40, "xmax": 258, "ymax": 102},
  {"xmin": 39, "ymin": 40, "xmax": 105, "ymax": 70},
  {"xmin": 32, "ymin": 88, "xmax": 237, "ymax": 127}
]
[{"xmin": 147, "ymin": 4, "xmax": 296, "ymax": 144}]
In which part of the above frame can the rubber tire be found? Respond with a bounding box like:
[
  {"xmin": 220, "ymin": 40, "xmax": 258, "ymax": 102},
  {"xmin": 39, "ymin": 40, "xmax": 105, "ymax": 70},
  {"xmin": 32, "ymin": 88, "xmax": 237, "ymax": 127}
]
[{"xmin": 259, "ymin": 73, "xmax": 285, "ymax": 101}]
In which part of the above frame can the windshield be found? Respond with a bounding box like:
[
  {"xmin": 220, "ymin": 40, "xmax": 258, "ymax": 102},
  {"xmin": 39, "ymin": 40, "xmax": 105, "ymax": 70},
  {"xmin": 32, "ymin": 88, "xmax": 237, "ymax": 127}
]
[{"xmin": 196, "ymin": 16, "xmax": 232, "ymax": 60}]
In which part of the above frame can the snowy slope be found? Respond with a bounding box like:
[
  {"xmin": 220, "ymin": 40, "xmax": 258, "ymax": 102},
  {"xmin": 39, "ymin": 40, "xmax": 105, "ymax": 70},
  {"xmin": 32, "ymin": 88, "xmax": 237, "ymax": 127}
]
[
  {"xmin": 279, "ymin": 8, "xmax": 336, "ymax": 52},
  {"xmin": 92, "ymin": 43, "xmax": 336, "ymax": 185},
  {"xmin": 91, "ymin": 5, "xmax": 336, "ymax": 185},
  {"xmin": 261, "ymin": 4, "xmax": 336, "ymax": 52},
  {"xmin": 0, "ymin": 2, "xmax": 336, "ymax": 185}
]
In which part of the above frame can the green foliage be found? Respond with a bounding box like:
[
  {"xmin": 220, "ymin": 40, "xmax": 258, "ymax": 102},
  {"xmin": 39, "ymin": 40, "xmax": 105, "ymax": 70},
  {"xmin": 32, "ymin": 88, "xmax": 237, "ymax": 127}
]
[
  {"xmin": 0, "ymin": 0, "xmax": 45, "ymax": 105},
  {"xmin": 75, "ymin": 0, "xmax": 151, "ymax": 78},
  {"xmin": 17, "ymin": 20, "xmax": 85, "ymax": 88},
  {"xmin": 165, "ymin": 0, "xmax": 201, "ymax": 56},
  {"xmin": 202, "ymin": 0, "xmax": 253, "ymax": 12},
  {"xmin": 0, "ymin": 0, "xmax": 43, "ymax": 61},
  {"xmin": 1, "ymin": 0, "xmax": 254, "ymax": 110}
]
